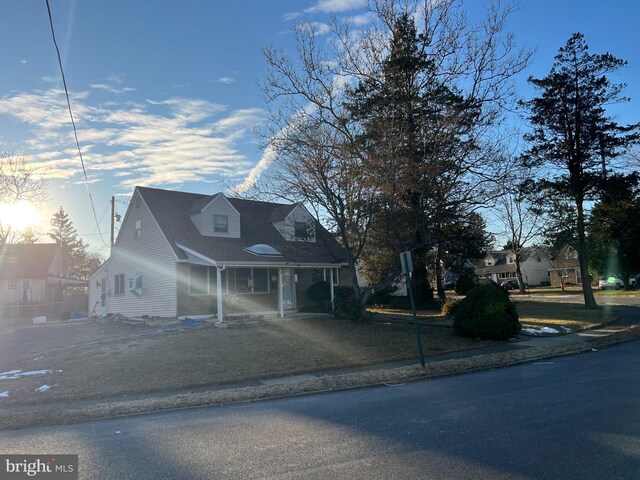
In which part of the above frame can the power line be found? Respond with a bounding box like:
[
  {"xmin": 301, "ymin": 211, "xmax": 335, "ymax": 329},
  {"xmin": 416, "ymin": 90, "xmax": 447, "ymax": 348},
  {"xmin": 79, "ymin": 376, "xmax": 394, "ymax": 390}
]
[{"xmin": 45, "ymin": 0, "xmax": 107, "ymax": 247}]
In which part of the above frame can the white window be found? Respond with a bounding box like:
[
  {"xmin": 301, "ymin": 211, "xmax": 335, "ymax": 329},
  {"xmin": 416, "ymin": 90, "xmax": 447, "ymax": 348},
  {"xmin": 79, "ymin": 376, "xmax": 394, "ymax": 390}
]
[
  {"xmin": 214, "ymin": 215, "xmax": 228, "ymax": 233},
  {"xmin": 189, "ymin": 265, "xmax": 209, "ymax": 296},
  {"xmin": 114, "ymin": 274, "xmax": 125, "ymax": 296},
  {"xmin": 134, "ymin": 219, "xmax": 141, "ymax": 239},
  {"xmin": 7, "ymin": 279, "xmax": 16, "ymax": 289}
]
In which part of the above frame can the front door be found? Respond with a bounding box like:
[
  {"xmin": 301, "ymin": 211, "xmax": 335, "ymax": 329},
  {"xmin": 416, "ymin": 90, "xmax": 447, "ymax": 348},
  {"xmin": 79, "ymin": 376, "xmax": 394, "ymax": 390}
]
[{"xmin": 281, "ymin": 268, "xmax": 296, "ymax": 311}]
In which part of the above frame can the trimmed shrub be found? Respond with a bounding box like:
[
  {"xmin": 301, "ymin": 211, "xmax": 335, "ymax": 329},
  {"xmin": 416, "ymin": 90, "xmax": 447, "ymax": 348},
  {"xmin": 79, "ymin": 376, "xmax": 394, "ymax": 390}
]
[
  {"xmin": 333, "ymin": 286, "xmax": 365, "ymax": 322},
  {"xmin": 454, "ymin": 274, "xmax": 476, "ymax": 295},
  {"xmin": 306, "ymin": 281, "xmax": 331, "ymax": 311},
  {"xmin": 453, "ymin": 283, "xmax": 521, "ymax": 340},
  {"xmin": 440, "ymin": 298, "xmax": 460, "ymax": 316}
]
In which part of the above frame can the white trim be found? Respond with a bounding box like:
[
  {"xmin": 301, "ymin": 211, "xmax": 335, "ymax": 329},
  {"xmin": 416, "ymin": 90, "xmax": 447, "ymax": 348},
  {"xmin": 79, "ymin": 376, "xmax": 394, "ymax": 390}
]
[
  {"xmin": 198, "ymin": 193, "xmax": 241, "ymax": 216},
  {"xmin": 175, "ymin": 243, "xmax": 217, "ymax": 266}
]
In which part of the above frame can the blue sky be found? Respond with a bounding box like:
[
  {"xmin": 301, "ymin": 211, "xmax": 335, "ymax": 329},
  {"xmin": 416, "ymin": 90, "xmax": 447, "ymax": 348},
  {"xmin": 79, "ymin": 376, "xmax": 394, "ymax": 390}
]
[{"xmin": 0, "ymin": 0, "xmax": 638, "ymax": 256}]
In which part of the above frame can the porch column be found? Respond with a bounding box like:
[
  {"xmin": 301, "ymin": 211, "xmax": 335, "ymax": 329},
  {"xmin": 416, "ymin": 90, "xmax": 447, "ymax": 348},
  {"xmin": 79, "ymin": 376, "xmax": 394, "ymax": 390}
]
[
  {"xmin": 216, "ymin": 266, "xmax": 225, "ymax": 322},
  {"xmin": 329, "ymin": 268, "xmax": 335, "ymax": 311},
  {"xmin": 278, "ymin": 268, "xmax": 284, "ymax": 318}
]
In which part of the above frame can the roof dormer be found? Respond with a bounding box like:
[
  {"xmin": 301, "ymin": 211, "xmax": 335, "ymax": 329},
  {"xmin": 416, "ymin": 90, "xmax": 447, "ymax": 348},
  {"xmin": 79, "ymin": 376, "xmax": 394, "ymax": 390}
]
[
  {"xmin": 189, "ymin": 193, "xmax": 241, "ymax": 238},
  {"xmin": 272, "ymin": 204, "xmax": 316, "ymax": 242}
]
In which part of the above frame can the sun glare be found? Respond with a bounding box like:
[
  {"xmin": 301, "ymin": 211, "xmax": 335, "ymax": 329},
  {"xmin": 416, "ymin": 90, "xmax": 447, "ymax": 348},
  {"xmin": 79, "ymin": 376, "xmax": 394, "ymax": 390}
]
[{"xmin": 0, "ymin": 200, "xmax": 42, "ymax": 232}]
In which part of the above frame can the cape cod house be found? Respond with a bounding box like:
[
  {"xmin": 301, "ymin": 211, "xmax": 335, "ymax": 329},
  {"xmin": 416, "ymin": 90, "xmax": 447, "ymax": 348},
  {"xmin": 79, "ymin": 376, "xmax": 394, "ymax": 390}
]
[
  {"xmin": 474, "ymin": 247, "xmax": 551, "ymax": 286},
  {"xmin": 88, "ymin": 187, "xmax": 349, "ymax": 320}
]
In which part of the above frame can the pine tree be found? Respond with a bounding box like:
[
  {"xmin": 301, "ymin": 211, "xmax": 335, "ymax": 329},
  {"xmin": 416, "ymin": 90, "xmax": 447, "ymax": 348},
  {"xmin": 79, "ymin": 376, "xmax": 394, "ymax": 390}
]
[
  {"xmin": 48, "ymin": 207, "xmax": 90, "ymax": 280},
  {"xmin": 348, "ymin": 13, "xmax": 480, "ymax": 300},
  {"xmin": 521, "ymin": 33, "xmax": 640, "ymax": 309}
]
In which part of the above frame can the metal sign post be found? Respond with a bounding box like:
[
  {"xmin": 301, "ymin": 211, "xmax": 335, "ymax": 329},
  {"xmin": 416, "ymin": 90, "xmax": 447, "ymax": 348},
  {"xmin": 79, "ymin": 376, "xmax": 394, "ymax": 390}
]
[{"xmin": 400, "ymin": 251, "xmax": 425, "ymax": 367}]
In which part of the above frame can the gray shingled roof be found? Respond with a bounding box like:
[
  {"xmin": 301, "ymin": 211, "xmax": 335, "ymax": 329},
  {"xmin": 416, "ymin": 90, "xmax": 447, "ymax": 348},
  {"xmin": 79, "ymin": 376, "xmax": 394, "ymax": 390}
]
[
  {"xmin": 138, "ymin": 186, "xmax": 347, "ymax": 265},
  {"xmin": 0, "ymin": 244, "xmax": 59, "ymax": 279}
]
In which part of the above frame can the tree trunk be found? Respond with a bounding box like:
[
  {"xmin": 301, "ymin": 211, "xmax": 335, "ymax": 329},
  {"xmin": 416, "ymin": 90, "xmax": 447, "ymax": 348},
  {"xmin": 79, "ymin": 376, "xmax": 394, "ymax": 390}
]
[
  {"xmin": 576, "ymin": 199, "xmax": 598, "ymax": 309},
  {"xmin": 435, "ymin": 240, "xmax": 446, "ymax": 300},
  {"xmin": 515, "ymin": 254, "xmax": 526, "ymax": 294}
]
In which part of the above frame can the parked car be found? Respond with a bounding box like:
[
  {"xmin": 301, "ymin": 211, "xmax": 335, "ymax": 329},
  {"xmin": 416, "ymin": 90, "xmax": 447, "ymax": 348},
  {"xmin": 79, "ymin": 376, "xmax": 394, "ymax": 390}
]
[
  {"xmin": 599, "ymin": 275, "xmax": 637, "ymax": 290},
  {"xmin": 500, "ymin": 280, "xmax": 518, "ymax": 290}
]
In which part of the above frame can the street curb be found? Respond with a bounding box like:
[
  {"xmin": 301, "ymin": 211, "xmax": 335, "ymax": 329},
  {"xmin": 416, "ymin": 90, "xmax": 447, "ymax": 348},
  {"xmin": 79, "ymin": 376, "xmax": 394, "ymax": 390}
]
[{"xmin": 1, "ymin": 323, "xmax": 638, "ymax": 431}]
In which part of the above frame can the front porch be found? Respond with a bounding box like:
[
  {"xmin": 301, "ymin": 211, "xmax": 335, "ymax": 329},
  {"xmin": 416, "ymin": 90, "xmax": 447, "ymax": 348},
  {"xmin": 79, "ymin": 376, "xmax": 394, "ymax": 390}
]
[{"xmin": 176, "ymin": 264, "xmax": 342, "ymax": 320}]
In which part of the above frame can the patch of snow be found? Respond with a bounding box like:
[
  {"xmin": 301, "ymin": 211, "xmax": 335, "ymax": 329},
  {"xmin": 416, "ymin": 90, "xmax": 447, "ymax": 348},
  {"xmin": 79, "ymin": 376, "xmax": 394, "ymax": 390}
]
[
  {"xmin": 523, "ymin": 327, "xmax": 560, "ymax": 335},
  {"xmin": 0, "ymin": 369, "xmax": 52, "ymax": 380},
  {"xmin": 35, "ymin": 385, "xmax": 50, "ymax": 392},
  {"xmin": 0, "ymin": 391, "xmax": 8, "ymax": 397},
  {"xmin": 539, "ymin": 327, "xmax": 560, "ymax": 334}
]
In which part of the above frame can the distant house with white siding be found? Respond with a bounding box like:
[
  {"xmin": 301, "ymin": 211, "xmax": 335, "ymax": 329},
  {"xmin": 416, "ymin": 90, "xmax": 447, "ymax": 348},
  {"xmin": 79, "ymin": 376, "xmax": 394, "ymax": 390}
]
[
  {"xmin": 474, "ymin": 247, "xmax": 551, "ymax": 286},
  {"xmin": 88, "ymin": 186, "xmax": 349, "ymax": 320}
]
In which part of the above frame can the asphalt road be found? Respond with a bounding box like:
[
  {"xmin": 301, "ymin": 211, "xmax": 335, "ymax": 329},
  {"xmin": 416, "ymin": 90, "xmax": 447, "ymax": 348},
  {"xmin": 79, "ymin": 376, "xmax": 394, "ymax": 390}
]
[{"xmin": 1, "ymin": 339, "xmax": 638, "ymax": 479}]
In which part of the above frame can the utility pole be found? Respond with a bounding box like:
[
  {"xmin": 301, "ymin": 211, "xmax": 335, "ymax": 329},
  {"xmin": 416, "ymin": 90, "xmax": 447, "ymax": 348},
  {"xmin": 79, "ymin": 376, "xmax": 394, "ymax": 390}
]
[{"xmin": 110, "ymin": 196, "xmax": 115, "ymax": 249}]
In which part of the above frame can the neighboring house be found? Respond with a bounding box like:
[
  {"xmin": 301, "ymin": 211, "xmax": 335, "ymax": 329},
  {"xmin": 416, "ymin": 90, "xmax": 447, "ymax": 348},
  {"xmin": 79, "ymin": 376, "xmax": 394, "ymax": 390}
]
[
  {"xmin": 474, "ymin": 248, "xmax": 551, "ymax": 286},
  {"xmin": 548, "ymin": 245, "xmax": 582, "ymax": 287},
  {"xmin": 0, "ymin": 243, "xmax": 82, "ymax": 319},
  {"xmin": 88, "ymin": 186, "xmax": 350, "ymax": 319}
]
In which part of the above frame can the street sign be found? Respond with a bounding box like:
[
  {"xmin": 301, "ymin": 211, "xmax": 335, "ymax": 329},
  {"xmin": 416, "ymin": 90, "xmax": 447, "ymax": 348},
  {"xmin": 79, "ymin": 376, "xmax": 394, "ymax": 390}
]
[{"xmin": 400, "ymin": 251, "xmax": 413, "ymax": 275}]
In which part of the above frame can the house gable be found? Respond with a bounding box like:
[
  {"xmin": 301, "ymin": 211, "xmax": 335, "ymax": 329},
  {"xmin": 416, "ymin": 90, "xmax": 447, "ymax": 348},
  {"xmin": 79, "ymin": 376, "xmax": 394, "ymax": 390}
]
[
  {"xmin": 190, "ymin": 193, "xmax": 241, "ymax": 238},
  {"xmin": 273, "ymin": 204, "xmax": 316, "ymax": 242},
  {"xmin": 483, "ymin": 254, "xmax": 495, "ymax": 266},
  {"xmin": 100, "ymin": 187, "xmax": 180, "ymax": 317}
]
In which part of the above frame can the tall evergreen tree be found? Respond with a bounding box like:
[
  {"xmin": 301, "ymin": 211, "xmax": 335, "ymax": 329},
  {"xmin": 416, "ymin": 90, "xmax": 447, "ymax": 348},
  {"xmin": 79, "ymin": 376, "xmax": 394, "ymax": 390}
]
[
  {"xmin": 521, "ymin": 33, "xmax": 640, "ymax": 309},
  {"xmin": 49, "ymin": 206, "xmax": 90, "ymax": 280},
  {"xmin": 348, "ymin": 13, "xmax": 481, "ymax": 300}
]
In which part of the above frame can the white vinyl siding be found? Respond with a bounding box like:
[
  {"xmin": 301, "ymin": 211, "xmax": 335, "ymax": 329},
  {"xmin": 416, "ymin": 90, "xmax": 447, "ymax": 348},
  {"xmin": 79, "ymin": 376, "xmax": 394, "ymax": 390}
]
[
  {"xmin": 91, "ymin": 190, "xmax": 178, "ymax": 317},
  {"xmin": 191, "ymin": 194, "xmax": 240, "ymax": 238},
  {"xmin": 273, "ymin": 205, "xmax": 316, "ymax": 242}
]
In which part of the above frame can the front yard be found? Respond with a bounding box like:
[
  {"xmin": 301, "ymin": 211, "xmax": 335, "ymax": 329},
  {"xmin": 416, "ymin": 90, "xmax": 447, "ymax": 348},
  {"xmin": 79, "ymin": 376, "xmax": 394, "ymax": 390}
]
[
  {"xmin": 0, "ymin": 294, "xmax": 624, "ymax": 408},
  {"xmin": 0, "ymin": 315, "xmax": 494, "ymax": 407}
]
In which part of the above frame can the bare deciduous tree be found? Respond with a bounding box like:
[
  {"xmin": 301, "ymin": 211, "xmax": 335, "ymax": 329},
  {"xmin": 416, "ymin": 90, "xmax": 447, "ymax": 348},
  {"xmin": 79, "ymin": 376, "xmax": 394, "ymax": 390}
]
[{"xmin": 0, "ymin": 152, "xmax": 48, "ymax": 245}]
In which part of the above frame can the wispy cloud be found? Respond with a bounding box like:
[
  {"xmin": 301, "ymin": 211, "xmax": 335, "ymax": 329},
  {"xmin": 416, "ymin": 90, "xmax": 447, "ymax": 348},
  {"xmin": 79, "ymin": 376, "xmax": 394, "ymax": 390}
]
[
  {"xmin": 305, "ymin": 0, "xmax": 365, "ymax": 14},
  {"xmin": 20, "ymin": 59, "xmax": 27, "ymax": 64},
  {"xmin": 283, "ymin": 11, "xmax": 302, "ymax": 21},
  {"xmin": 90, "ymin": 83, "xmax": 136, "ymax": 94},
  {"xmin": 0, "ymin": 87, "xmax": 266, "ymax": 189},
  {"xmin": 217, "ymin": 76, "xmax": 235, "ymax": 85}
]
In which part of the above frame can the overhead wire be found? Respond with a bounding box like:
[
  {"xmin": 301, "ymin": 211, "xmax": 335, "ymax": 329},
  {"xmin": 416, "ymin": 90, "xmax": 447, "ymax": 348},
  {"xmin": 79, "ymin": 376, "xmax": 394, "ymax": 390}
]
[{"xmin": 45, "ymin": 0, "xmax": 107, "ymax": 247}]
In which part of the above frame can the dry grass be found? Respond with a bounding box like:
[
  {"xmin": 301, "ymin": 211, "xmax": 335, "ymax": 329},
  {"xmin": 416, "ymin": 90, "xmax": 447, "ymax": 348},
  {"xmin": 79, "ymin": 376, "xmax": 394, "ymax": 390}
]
[
  {"xmin": 0, "ymin": 315, "xmax": 494, "ymax": 407},
  {"xmin": 512, "ymin": 299, "xmax": 618, "ymax": 333}
]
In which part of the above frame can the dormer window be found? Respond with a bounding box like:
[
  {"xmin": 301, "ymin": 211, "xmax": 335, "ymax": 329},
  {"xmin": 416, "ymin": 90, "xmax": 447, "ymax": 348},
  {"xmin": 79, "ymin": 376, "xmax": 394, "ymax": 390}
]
[
  {"xmin": 295, "ymin": 221, "xmax": 308, "ymax": 240},
  {"xmin": 214, "ymin": 215, "xmax": 229, "ymax": 233}
]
